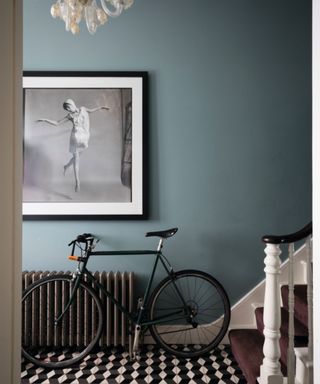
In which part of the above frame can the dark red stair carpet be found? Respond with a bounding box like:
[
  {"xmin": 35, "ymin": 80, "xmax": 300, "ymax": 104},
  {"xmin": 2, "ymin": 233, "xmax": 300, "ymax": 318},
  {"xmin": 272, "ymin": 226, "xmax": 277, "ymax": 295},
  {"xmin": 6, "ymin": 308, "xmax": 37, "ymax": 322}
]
[
  {"xmin": 229, "ymin": 284, "xmax": 308, "ymax": 384},
  {"xmin": 281, "ymin": 285, "xmax": 308, "ymax": 327},
  {"xmin": 229, "ymin": 329, "xmax": 264, "ymax": 384},
  {"xmin": 255, "ymin": 306, "xmax": 308, "ymax": 368}
]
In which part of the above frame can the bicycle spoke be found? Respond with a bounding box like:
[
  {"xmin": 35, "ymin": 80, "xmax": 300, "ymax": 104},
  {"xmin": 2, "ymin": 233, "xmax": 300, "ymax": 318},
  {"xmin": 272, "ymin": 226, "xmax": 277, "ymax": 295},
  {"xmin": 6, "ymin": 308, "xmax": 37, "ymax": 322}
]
[
  {"xmin": 22, "ymin": 275, "xmax": 103, "ymax": 369},
  {"xmin": 150, "ymin": 270, "xmax": 230, "ymax": 358}
]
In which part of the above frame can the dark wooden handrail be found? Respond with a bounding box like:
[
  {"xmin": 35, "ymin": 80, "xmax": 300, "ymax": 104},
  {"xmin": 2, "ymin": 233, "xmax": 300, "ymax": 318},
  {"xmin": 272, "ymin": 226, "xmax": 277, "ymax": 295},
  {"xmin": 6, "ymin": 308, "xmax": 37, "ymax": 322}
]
[{"xmin": 262, "ymin": 222, "xmax": 312, "ymax": 244}]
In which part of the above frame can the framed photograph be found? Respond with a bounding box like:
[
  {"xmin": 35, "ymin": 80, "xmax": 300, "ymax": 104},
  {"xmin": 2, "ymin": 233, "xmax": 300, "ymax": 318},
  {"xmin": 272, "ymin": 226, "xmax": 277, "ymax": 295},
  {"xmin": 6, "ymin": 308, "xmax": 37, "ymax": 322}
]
[{"xmin": 23, "ymin": 71, "xmax": 148, "ymax": 219}]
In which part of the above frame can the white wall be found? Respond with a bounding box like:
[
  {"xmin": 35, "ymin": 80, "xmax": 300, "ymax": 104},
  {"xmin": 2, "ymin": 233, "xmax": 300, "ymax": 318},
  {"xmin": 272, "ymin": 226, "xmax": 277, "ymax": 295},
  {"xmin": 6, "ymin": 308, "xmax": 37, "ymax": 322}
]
[
  {"xmin": 313, "ymin": 0, "xmax": 320, "ymax": 382},
  {"xmin": 0, "ymin": 0, "xmax": 22, "ymax": 382}
]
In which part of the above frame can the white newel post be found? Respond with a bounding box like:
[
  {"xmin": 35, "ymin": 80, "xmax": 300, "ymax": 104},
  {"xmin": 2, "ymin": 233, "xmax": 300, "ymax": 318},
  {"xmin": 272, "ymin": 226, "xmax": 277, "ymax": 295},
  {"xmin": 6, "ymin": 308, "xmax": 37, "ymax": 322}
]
[{"xmin": 259, "ymin": 243, "xmax": 284, "ymax": 384}]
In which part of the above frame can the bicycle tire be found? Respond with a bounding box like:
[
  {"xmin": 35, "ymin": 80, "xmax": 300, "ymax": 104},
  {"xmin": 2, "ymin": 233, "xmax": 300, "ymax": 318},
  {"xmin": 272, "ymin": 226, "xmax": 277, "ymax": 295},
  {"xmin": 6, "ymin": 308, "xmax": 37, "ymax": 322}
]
[
  {"xmin": 148, "ymin": 269, "xmax": 230, "ymax": 358},
  {"xmin": 22, "ymin": 274, "xmax": 103, "ymax": 368}
]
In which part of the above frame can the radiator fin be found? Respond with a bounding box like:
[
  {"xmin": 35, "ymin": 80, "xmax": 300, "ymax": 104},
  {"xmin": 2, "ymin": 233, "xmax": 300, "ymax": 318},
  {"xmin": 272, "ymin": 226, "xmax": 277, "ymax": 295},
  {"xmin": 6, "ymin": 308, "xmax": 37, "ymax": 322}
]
[{"xmin": 22, "ymin": 271, "xmax": 134, "ymax": 348}]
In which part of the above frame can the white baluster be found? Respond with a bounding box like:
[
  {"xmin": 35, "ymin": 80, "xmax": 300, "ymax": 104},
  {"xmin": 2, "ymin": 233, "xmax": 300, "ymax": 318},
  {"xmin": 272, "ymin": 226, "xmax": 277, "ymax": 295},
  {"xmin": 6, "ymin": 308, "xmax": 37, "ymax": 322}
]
[
  {"xmin": 259, "ymin": 243, "xmax": 284, "ymax": 384},
  {"xmin": 287, "ymin": 243, "xmax": 295, "ymax": 384},
  {"xmin": 295, "ymin": 237, "xmax": 313, "ymax": 384},
  {"xmin": 306, "ymin": 236, "xmax": 313, "ymax": 383}
]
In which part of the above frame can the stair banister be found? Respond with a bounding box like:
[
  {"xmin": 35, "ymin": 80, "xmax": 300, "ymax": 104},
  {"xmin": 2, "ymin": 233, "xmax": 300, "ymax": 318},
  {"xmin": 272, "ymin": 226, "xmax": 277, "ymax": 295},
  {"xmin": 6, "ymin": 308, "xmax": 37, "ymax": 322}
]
[
  {"xmin": 259, "ymin": 222, "xmax": 312, "ymax": 384},
  {"xmin": 258, "ymin": 242, "xmax": 283, "ymax": 384},
  {"xmin": 306, "ymin": 236, "xmax": 313, "ymax": 362},
  {"xmin": 287, "ymin": 243, "xmax": 295, "ymax": 384},
  {"xmin": 293, "ymin": 230, "xmax": 313, "ymax": 384}
]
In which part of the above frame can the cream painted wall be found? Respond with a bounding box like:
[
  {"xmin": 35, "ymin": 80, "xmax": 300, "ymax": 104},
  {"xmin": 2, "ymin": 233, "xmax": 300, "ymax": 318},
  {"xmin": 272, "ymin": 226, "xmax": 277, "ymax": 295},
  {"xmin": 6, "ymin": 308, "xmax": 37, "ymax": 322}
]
[{"xmin": 0, "ymin": 0, "xmax": 22, "ymax": 382}]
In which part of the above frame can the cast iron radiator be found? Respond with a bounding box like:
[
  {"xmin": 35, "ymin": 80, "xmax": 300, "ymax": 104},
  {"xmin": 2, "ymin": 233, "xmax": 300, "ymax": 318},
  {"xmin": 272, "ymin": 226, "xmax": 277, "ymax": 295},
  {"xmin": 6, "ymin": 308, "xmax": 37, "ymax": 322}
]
[{"xmin": 22, "ymin": 271, "xmax": 134, "ymax": 348}]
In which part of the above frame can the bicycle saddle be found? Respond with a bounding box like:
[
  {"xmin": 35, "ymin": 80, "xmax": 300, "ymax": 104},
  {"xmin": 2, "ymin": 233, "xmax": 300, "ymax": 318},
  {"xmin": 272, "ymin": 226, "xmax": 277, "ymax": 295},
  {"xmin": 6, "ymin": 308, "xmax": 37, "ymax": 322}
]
[{"xmin": 145, "ymin": 228, "xmax": 178, "ymax": 238}]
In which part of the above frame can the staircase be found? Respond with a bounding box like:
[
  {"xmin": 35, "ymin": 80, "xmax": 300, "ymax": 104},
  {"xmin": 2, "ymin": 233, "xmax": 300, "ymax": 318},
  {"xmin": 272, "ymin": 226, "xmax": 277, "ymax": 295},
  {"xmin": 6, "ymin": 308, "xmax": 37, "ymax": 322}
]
[
  {"xmin": 229, "ymin": 284, "xmax": 308, "ymax": 383},
  {"xmin": 229, "ymin": 223, "xmax": 313, "ymax": 384}
]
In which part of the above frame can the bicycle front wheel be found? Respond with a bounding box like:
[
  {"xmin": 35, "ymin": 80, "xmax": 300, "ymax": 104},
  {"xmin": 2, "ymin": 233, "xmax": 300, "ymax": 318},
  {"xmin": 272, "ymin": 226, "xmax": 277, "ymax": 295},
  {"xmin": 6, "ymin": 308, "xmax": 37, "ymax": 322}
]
[
  {"xmin": 22, "ymin": 274, "xmax": 103, "ymax": 368},
  {"xmin": 149, "ymin": 270, "xmax": 230, "ymax": 358}
]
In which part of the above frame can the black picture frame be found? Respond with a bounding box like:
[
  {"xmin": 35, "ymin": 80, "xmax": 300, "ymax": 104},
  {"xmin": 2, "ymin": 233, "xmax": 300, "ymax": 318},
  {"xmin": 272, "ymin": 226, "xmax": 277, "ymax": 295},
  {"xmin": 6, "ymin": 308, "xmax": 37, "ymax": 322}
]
[{"xmin": 22, "ymin": 71, "xmax": 148, "ymax": 220}]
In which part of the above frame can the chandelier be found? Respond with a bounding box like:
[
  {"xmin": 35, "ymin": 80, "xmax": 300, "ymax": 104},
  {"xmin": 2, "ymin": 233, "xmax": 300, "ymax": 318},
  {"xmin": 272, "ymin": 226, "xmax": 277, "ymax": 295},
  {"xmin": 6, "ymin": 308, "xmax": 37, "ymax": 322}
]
[{"xmin": 50, "ymin": 0, "xmax": 134, "ymax": 35}]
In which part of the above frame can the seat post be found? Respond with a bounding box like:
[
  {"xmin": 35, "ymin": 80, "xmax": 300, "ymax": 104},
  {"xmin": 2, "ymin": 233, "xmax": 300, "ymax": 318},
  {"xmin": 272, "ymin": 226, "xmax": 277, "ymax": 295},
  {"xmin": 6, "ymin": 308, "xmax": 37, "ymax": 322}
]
[{"xmin": 157, "ymin": 238, "xmax": 164, "ymax": 252}]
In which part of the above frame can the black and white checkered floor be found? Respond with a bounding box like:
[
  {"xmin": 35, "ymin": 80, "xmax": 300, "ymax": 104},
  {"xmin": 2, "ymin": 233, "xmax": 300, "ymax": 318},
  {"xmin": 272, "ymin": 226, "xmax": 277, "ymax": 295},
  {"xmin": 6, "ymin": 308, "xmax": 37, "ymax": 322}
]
[{"xmin": 21, "ymin": 344, "xmax": 246, "ymax": 384}]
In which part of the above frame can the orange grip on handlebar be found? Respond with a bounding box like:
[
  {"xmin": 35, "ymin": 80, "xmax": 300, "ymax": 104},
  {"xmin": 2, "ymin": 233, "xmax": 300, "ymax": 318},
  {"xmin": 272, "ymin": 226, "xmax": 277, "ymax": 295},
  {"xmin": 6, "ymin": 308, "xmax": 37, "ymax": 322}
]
[{"xmin": 68, "ymin": 256, "xmax": 79, "ymax": 261}]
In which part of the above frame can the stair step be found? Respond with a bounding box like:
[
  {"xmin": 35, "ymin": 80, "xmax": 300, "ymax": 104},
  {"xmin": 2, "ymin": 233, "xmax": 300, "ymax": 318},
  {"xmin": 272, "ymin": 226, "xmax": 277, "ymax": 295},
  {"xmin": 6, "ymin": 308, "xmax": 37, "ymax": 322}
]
[
  {"xmin": 229, "ymin": 329, "xmax": 288, "ymax": 383},
  {"xmin": 281, "ymin": 285, "xmax": 308, "ymax": 327},
  {"xmin": 229, "ymin": 329, "xmax": 264, "ymax": 384},
  {"xmin": 229, "ymin": 284, "xmax": 309, "ymax": 382},
  {"xmin": 255, "ymin": 307, "xmax": 308, "ymax": 340},
  {"xmin": 255, "ymin": 307, "xmax": 308, "ymax": 366}
]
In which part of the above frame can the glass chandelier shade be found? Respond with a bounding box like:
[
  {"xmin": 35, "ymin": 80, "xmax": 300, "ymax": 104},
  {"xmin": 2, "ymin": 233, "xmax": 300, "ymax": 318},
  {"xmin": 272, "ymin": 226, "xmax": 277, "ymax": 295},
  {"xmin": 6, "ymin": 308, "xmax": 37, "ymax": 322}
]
[{"xmin": 50, "ymin": 0, "xmax": 134, "ymax": 35}]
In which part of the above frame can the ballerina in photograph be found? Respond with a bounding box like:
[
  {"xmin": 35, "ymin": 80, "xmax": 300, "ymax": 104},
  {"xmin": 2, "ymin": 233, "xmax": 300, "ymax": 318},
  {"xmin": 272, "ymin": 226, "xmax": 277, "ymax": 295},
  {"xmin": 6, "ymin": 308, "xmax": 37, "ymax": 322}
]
[{"xmin": 37, "ymin": 98, "xmax": 109, "ymax": 192}]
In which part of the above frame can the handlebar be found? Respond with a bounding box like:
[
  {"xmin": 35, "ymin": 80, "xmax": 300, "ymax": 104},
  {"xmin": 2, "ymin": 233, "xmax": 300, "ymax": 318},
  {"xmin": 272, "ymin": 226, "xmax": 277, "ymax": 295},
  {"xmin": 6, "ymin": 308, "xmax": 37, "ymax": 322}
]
[
  {"xmin": 68, "ymin": 234, "xmax": 99, "ymax": 263},
  {"xmin": 68, "ymin": 233, "xmax": 99, "ymax": 248}
]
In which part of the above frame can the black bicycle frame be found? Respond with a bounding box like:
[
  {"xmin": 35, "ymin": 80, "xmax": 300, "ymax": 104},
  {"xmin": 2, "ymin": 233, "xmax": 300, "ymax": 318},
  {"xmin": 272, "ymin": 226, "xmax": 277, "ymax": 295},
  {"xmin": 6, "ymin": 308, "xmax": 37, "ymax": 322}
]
[{"xmin": 65, "ymin": 248, "xmax": 189, "ymax": 328}]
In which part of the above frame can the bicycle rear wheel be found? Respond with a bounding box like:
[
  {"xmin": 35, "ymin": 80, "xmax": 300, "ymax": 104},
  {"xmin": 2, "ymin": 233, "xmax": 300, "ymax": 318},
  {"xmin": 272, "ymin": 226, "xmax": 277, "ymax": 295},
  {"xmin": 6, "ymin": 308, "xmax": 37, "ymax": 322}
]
[
  {"xmin": 22, "ymin": 274, "xmax": 103, "ymax": 368},
  {"xmin": 149, "ymin": 270, "xmax": 230, "ymax": 358}
]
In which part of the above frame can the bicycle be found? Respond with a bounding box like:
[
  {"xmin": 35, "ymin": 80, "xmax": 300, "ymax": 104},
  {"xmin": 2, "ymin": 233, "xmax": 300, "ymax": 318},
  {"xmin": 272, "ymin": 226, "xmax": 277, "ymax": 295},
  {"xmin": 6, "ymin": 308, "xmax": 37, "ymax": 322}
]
[{"xmin": 22, "ymin": 228, "xmax": 230, "ymax": 368}]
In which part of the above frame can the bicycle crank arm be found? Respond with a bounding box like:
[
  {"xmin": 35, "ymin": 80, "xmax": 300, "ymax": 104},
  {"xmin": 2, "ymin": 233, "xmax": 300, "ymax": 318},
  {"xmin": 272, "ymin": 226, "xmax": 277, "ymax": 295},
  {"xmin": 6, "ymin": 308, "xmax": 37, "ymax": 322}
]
[{"xmin": 132, "ymin": 325, "xmax": 141, "ymax": 359}]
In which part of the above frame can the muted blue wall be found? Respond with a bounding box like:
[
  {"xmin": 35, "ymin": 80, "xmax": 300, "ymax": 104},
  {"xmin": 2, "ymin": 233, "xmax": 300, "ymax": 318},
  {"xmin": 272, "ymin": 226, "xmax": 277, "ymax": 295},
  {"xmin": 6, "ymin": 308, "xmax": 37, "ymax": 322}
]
[{"xmin": 23, "ymin": 0, "xmax": 312, "ymax": 303}]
